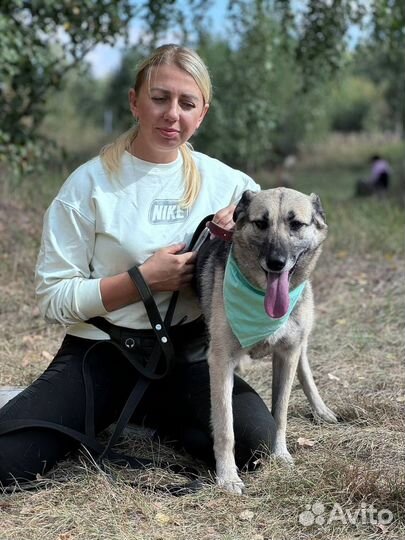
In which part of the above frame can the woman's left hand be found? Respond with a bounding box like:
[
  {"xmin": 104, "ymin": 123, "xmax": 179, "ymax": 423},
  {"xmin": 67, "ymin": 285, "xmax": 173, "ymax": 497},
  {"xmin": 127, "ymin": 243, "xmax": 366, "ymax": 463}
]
[{"xmin": 212, "ymin": 204, "xmax": 236, "ymax": 230}]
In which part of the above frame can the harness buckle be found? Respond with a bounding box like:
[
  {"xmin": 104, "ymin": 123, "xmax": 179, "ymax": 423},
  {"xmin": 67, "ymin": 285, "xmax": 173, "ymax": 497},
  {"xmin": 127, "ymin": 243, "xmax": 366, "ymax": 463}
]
[{"xmin": 125, "ymin": 337, "xmax": 136, "ymax": 349}]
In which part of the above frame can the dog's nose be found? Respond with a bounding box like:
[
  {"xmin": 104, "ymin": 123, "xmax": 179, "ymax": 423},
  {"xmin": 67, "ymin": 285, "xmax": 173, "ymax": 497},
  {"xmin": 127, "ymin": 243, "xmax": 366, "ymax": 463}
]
[{"xmin": 267, "ymin": 255, "xmax": 287, "ymax": 272}]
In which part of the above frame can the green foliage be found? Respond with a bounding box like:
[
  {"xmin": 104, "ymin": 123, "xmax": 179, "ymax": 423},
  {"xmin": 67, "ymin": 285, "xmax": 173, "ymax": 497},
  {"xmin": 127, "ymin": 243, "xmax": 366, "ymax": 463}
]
[
  {"xmin": 2, "ymin": 0, "xmax": 403, "ymax": 180},
  {"xmin": 0, "ymin": 0, "xmax": 132, "ymax": 176},
  {"xmin": 353, "ymin": 0, "xmax": 405, "ymax": 134},
  {"xmin": 103, "ymin": 47, "xmax": 146, "ymax": 133},
  {"xmin": 327, "ymin": 75, "xmax": 384, "ymax": 132},
  {"xmin": 294, "ymin": 0, "xmax": 366, "ymax": 91},
  {"xmin": 41, "ymin": 66, "xmax": 110, "ymax": 165},
  {"xmin": 194, "ymin": 27, "xmax": 307, "ymax": 170},
  {"xmin": 0, "ymin": 0, "xmax": 215, "ymax": 180},
  {"xmin": 193, "ymin": 0, "xmax": 349, "ymax": 170}
]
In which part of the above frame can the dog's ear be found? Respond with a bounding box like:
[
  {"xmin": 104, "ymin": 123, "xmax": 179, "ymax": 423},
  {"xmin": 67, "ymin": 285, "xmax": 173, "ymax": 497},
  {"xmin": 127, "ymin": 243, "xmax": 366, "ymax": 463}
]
[
  {"xmin": 233, "ymin": 190, "xmax": 254, "ymax": 223},
  {"xmin": 310, "ymin": 193, "xmax": 327, "ymax": 229}
]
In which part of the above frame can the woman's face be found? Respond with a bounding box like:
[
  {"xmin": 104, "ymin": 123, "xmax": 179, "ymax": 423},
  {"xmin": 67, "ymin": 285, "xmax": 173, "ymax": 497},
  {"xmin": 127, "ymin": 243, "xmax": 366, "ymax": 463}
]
[{"xmin": 129, "ymin": 63, "xmax": 209, "ymax": 163}]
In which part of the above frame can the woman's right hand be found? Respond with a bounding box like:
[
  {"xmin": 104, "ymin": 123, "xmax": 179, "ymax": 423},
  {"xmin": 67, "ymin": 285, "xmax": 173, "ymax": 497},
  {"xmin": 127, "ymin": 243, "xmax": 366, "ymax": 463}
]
[{"xmin": 140, "ymin": 243, "xmax": 196, "ymax": 292}]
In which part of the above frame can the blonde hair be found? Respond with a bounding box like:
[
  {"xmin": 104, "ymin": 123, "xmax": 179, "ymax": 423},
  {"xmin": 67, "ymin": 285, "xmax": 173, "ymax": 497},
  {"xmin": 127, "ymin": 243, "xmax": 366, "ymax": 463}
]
[{"xmin": 100, "ymin": 44, "xmax": 212, "ymax": 208}]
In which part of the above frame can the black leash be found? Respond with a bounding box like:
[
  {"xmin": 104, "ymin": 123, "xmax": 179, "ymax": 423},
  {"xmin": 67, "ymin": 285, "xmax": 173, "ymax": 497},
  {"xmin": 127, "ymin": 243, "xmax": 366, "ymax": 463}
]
[
  {"xmin": 84, "ymin": 267, "xmax": 177, "ymax": 466},
  {"xmin": 0, "ymin": 218, "xmax": 215, "ymax": 494}
]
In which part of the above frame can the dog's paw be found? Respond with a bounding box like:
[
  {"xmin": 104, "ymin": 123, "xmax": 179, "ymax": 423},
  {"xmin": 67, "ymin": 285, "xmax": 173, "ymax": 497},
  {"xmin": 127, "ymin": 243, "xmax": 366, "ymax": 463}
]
[
  {"xmin": 271, "ymin": 446, "xmax": 294, "ymax": 467},
  {"xmin": 313, "ymin": 405, "xmax": 338, "ymax": 424},
  {"xmin": 217, "ymin": 474, "xmax": 245, "ymax": 495}
]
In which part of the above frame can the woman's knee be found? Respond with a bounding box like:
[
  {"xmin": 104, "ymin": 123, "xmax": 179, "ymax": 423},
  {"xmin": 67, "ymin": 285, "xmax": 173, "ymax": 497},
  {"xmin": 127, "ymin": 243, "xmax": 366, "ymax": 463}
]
[{"xmin": 0, "ymin": 430, "xmax": 79, "ymax": 487}]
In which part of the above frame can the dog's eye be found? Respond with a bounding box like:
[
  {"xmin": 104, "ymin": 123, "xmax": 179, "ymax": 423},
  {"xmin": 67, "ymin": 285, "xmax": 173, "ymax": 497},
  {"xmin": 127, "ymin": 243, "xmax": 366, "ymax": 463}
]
[
  {"xmin": 252, "ymin": 220, "xmax": 267, "ymax": 230},
  {"xmin": 290, "ymin": 220, "xmax": 305, "ymax": 231}
]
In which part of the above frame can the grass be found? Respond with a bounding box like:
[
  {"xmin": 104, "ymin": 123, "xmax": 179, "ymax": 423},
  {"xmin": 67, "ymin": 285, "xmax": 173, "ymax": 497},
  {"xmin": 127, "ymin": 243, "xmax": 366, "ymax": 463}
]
[{"xmin": 0, "ymin": 133, "xmax": 404, "ymax": 539}]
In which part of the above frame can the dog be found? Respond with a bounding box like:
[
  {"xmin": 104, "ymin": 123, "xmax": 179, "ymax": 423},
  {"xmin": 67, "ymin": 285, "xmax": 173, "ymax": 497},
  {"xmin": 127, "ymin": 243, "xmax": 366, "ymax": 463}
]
[{"xmin": 195, "ymin": 187, "xmax": 337, "ymax": 494}]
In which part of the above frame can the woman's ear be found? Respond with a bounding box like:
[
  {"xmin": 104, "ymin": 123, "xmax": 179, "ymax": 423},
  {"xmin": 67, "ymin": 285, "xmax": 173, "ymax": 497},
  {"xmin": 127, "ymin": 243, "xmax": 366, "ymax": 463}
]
[
  {"xmin": 196, "ymin": 103, "xmax": 210, "ymax": 129},
  {"xmin": 129, "ymin": 88, "xmax": 138, "ymax": 119}
]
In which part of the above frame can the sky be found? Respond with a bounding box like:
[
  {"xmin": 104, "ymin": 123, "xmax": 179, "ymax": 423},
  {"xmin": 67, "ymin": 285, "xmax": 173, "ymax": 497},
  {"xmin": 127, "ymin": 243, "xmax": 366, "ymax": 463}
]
[{"xmin": 86, "ymin": 0, "xmax": 229, "ymax": 79}]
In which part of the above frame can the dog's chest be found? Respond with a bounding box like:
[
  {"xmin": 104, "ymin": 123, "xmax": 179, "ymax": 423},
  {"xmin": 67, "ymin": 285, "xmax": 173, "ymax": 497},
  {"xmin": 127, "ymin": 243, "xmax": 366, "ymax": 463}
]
[{"xmin": 245, "ymin": 316, "xmax": 300, "ymax": 358}]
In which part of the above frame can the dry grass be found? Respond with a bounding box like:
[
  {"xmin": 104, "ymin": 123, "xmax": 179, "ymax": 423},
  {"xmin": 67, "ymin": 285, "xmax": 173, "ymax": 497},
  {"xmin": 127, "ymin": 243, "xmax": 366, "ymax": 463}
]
[{"xmin": 1, "ymin": 144, "xmax": 404, "ymax": 539}]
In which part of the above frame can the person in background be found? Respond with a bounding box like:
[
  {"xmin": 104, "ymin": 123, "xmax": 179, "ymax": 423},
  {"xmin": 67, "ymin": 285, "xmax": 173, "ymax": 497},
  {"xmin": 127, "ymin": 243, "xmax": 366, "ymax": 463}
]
[
  {"xmin": 0, "ymin": 44, "xmax": 275, "ymax": 487},
  {"xmin": 356, "ymin": 155, "xmax": 391, "ymax": 196}
]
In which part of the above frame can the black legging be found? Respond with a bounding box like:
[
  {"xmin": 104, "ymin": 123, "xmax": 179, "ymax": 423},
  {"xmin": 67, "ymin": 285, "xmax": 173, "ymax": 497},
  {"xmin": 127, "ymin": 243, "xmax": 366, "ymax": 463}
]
[{"xmin": 0, "ymin": 319, "xmax": 275, "ymax": 486}]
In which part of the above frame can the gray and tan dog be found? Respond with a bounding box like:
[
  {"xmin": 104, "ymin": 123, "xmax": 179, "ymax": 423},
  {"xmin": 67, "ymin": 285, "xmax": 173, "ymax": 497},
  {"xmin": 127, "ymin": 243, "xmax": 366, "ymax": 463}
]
[{"xmin": 196, "ymin": 187, "xmax": 337, "ymax": 494}]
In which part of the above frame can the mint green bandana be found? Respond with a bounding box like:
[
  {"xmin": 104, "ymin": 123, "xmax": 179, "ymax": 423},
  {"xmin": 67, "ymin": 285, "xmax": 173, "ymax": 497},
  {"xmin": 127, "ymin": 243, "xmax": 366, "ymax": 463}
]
[{"xmin": 223, "ymin": 252, "xmax": 306, "ymax": 348}]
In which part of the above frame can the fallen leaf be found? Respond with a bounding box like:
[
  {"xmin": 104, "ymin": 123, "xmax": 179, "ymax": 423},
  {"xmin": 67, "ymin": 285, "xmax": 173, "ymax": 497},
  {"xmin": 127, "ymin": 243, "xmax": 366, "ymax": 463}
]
[
  {"xmin": 396, "ymin": 396, "xmax": 405, "ymax": 403},
  {"xmin": 41, "ymin": 351, "xmax": 53, "ymax": 361},
  {"xmin": 239, "ymin": 510, "xmax": 254, "ymax": 521},
  {"xmin": 297, "ymin": 437, "xmax": 315, "ymax": 448},
  {"xmin": 336, "ymin": 318, "xmax": 347, "ymax": 325},
  {"xmin": 155, "ymin": 512, "xmax": 171, "ymax": 525},
  {"xmin": 328, "ymin": 373, "xmax": 340, "ymax": 381}
]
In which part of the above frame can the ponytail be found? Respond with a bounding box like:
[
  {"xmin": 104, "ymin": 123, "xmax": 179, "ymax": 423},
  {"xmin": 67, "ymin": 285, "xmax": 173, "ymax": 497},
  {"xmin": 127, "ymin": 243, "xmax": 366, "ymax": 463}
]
[
  {"xmin": 179, "ymin": 142, "xmax": 201, "ymax": 208},
  {"xmin": 99, "ymin": 125, "xmax": 138, "ymax": 177}
]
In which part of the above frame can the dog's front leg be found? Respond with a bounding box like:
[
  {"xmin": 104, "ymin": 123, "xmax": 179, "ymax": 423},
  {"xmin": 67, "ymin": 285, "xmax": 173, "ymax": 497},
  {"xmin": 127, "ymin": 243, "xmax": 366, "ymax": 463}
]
[
  {"xmin": 208, "ymin": 343, "xmax": 245, "ymax": 494},
  {"xmin": 271, "ymin": 346, "xmax": 301, "ymax": 464},
  {"xmin": 297, "ymin": 339, "xmax": 338, "ymax": 423}
]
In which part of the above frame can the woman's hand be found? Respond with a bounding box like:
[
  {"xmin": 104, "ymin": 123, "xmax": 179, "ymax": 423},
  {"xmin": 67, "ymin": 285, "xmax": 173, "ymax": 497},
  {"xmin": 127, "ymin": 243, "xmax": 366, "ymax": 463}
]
[
  {"xmin": 212, "ymin": 204, "xmax": 236, "ymax": 230},
  {"xmin": 100, "ymin": 243, "xmax": 195, "ymax": 312},
  {"xmin": 100, "ymin": 208, "xmax": 235, "ymax": 313},
  {"xmin": 140, "ymin": 243, "xmax": 196, "ymax": 292}
]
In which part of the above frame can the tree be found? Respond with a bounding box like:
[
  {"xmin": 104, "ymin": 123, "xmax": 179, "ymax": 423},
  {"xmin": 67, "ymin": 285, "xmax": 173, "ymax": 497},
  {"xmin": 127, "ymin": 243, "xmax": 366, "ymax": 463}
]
[
  {"xmin": 326, "ymin": 74, "xmax": 384, "ymax": 132},
  {"xmin": 363, "ymin": 0, "xmax": 404, "ymax": 134},
  {"xmin": 0, "ymin": 0, "xmax": 133, "ymax": 174},
  {"xmin": 279, "ymin": 0, "xmax": 404, "ymax": 134},
  {"xmin": 103, "ymin": 46, "xmax": 146, "ymax": 133}
]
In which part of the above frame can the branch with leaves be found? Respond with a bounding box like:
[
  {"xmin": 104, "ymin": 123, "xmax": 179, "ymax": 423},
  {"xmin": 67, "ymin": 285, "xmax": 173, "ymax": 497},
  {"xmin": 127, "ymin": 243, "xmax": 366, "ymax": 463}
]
[{"xmin": 0, "ymin": 0, "xmax": 133, "ymax": 175}]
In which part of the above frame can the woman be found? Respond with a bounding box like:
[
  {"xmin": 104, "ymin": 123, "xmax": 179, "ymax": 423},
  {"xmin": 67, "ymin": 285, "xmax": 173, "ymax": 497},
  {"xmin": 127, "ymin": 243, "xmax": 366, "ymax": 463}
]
[{"xmin": 0, "ymin": 44, "xmax": 275, "ymax": 487}]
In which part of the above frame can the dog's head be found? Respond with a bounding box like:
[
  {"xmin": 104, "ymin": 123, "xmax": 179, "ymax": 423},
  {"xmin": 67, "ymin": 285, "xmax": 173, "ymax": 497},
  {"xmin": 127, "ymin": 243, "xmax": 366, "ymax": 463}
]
[{"xmin": 232, "ymin": 188, "xmax": 327, "ymax": 316}]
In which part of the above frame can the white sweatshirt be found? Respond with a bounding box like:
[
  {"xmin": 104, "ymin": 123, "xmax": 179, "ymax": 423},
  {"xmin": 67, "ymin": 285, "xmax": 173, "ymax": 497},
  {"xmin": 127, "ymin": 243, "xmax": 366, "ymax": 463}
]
[{"xmin": 35, "ymin": 150, "xmax": 260, "ymax": 340}]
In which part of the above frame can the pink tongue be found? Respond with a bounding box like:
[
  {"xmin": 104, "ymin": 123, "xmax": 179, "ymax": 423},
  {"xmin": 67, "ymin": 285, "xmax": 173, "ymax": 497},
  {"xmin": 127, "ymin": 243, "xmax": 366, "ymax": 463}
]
[{"xmin": 264, "ymin": 271, "xmax": 290, "ymax": 318}]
